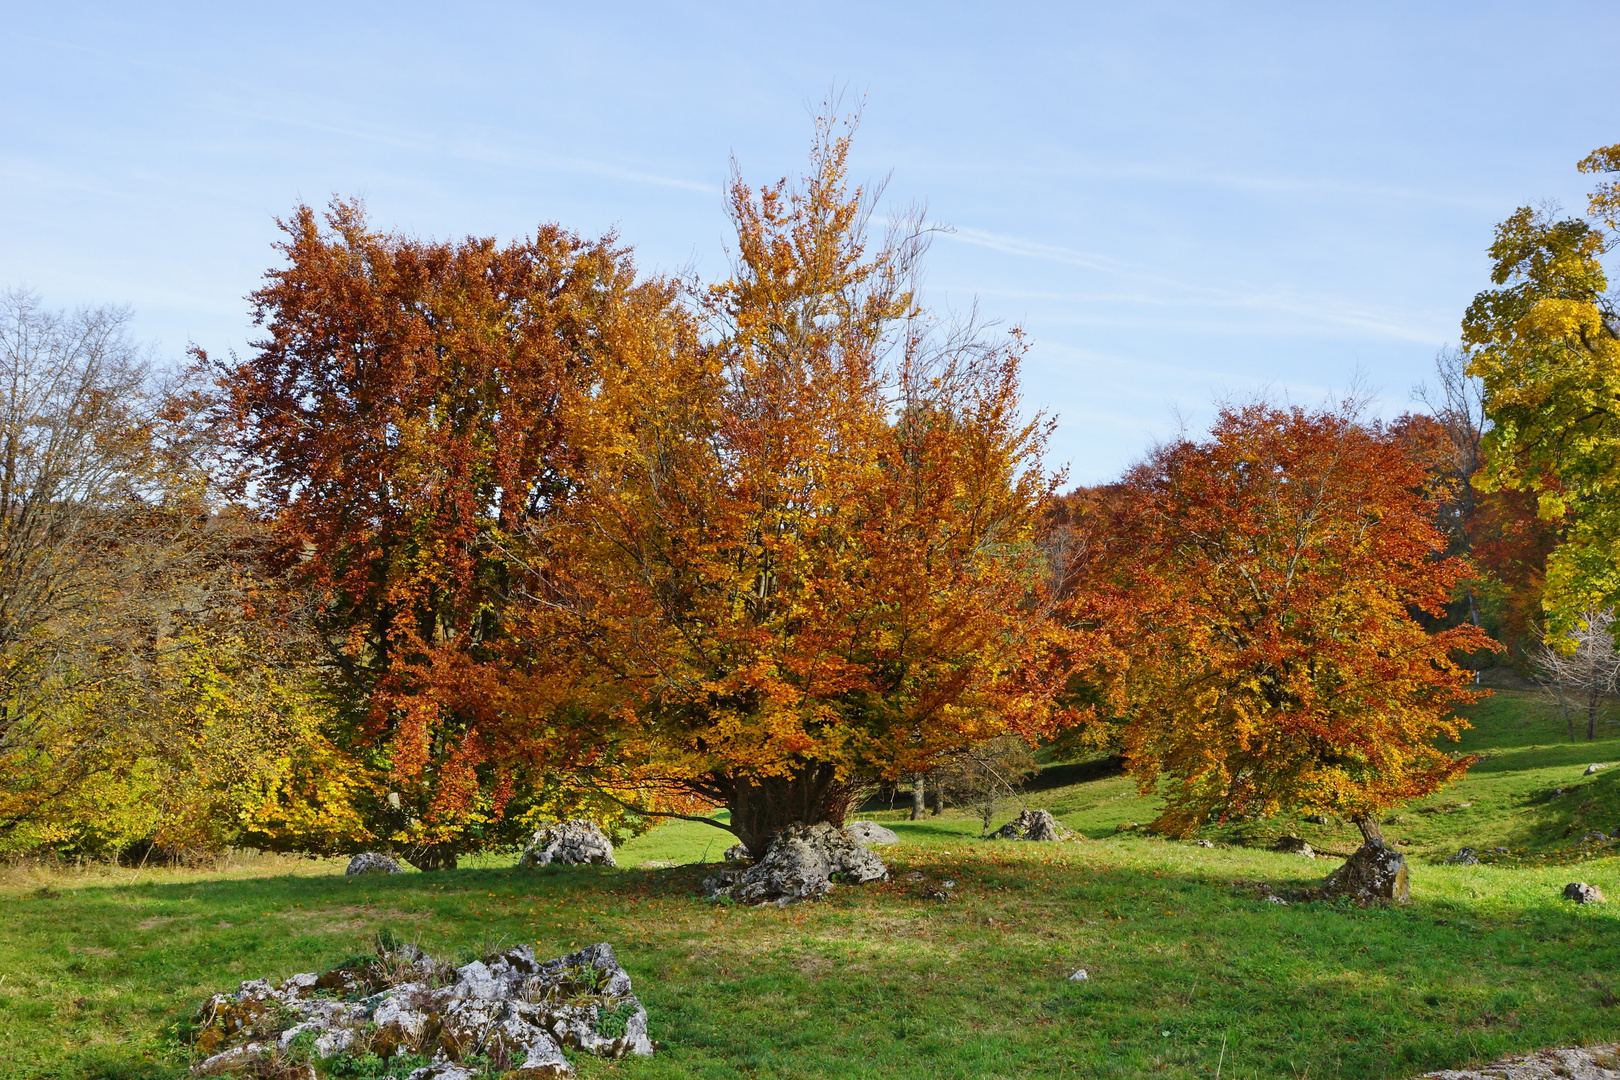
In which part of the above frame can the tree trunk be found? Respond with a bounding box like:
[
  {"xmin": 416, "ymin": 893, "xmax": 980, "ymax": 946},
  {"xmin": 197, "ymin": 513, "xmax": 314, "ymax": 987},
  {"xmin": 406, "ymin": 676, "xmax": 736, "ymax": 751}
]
[
  {"xmin": 929, "ymin": 788, "xmax": 943, "ymax": 816},
  {"xmin": 910, "ymin": 773, "xmax": 925, "ymax": 821},
  {"xmin": 715, "ymin": 764, "xmax": 861, "ymax": 855},
  {"xmin": 1555, "ymin": 682, "xmax": 1575, "ymax": 740},
  {"xmin": 1467, "ymin": 590, "xmax": 1482, "ymax": 685},
  {"xmin": 1352, "ymin": 815, "xmax": 1385, "ymax": 846},
  {"xmin": 401, "ymin": 842, "xmax": 460, "ymax": 871}
]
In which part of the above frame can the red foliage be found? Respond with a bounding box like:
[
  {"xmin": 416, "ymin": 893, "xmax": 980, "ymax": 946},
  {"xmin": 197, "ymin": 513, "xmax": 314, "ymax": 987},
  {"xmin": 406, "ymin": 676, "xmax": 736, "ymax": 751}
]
[{"xmin": 210, "ymin": 200, "xmax": 686, "ymax": 859}]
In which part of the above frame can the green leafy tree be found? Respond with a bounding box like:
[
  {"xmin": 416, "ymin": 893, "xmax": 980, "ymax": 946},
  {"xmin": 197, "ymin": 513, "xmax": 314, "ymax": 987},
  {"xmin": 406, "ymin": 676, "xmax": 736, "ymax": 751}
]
[{"xmin": 1464, "ymin": 142, "xmax": 1620, "ymax": 638}]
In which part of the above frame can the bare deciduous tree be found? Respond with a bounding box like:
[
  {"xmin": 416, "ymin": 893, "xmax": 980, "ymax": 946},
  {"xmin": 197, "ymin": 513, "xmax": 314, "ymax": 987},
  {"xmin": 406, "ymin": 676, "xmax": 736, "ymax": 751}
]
[
  {"xmin": 930, "ymin": 735, "xmax": 1039, "ymax": 837},
  {"xmin": 0, "ymin": 288, "xmax": 223, "ymax": 835},
  {"xmin": 1532, "ymin": 609, "xmax": 1620, "ymax": 741},
  {"xmin": 1413, "ymin": 346, "xmax": 1489, "ymax": 515}
]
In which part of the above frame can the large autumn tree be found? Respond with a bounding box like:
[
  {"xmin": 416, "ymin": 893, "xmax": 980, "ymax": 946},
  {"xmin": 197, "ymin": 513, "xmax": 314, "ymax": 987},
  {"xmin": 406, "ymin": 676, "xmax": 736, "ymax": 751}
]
[
  {"xmin": 212, "ymin": 203, "xmax": 686, "ymax": 868},
  {"xmin": 1464, "ymin": 142, "xmax": 1620, "ymax": 639},
  {"xmin": 512, "ymin": 117, "xmax": 1075, "ymax": 853},
  {"xmin": 1064, "ymin": 401, "xmax": 1494, "ymax": 841}
]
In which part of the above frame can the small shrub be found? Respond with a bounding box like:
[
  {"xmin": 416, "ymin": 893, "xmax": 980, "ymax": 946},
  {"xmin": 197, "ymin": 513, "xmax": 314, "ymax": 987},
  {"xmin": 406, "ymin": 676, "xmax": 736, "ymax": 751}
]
[
  {"xmin": 325, "ymin": 1049, "xmax": 435, "ymax": 1079},
  {"xmin": 597, "ymin": 1000, "xmax": 640, "ymax": 1040}
]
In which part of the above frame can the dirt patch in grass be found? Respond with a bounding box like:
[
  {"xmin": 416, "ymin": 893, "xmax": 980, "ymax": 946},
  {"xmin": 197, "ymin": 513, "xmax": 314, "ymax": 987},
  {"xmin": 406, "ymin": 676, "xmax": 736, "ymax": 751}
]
[{"xmin": 70, "ymin": 945, "xmax": 116, "ymax": 958}]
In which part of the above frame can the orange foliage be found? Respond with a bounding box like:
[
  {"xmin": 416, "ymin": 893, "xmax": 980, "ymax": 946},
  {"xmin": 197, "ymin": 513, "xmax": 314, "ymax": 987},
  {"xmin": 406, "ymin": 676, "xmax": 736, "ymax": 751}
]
[
  {"xmin": 512, "ymin": 118, "xmax": 1076, "ymax": 851},
  {"xmin": 1063, "ymin": 401, "xmax": 1496, "ymax": 835}
]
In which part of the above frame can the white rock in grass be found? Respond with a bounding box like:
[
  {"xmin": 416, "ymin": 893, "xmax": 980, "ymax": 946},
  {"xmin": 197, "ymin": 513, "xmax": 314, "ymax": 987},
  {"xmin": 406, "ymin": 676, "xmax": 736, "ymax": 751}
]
[
  {"xmin": 704, "ymin": 823, "xmax": 888, "ymax": 904},
  {"xmin": 406, "ymin": 1065, "xmax": 483, "ymax": 1080},
  {"xmin": 1068, "ymin": 968, "xmax": 1089, "ymax": 981},
  {"xmin": 344, "ymin": 852, "xmax": 403, "ymax": 875},
  {"xmin": 519, "ymin": 820, "xmax": 616, "ymax": 868},
  {"xmin": 1564, "ymin": 882, "xmax": 1606, "ymax": 904},
  {"xmin": 190, "ymin": 940, "xmax": 653, "ymax": 1077},
  {"xmin": 1416, "ymin": 1042, "xmax": 1620, "ymax": 1078},
  {"xmin": 844, "ymin": 821, "xmax": 900, "ymax": 846},
  {"xmin": 994, "ymin": 809, "xmax": 1072, "ymax": 841}
]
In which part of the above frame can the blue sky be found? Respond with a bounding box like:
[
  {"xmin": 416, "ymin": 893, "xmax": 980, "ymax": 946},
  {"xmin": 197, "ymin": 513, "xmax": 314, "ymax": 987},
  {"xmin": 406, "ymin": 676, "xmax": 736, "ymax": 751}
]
[{"xmin": 3, "ymin": 2, "xmax": 1615, "ymax": 482}]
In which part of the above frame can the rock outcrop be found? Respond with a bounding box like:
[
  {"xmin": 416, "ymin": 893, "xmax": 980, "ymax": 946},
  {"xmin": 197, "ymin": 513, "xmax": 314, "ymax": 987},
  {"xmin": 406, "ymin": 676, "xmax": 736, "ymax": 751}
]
[
  {"xmin": 1565, "ymin": 881, "xmax": 1606, "ymax": 904},
  {"xmin": 844, "ymin": 821, "xmax": 900, "ymax": 846},
  {"xmin": 188, "ymin": 940, "xmax": 652, "ymax": 1077},
  {"xmin": 345, "ymin": 852, "xmax": 403, "ymax": 876},
  {"xmin": 1272, "ymin": 836, "xmax": 1314, "ymax": 857},
  {"xmin": 994, "ymin": 809, "xmax": 1071, "ymax": 841},
  {"xmin": 722, "ymin": 843, "xmax": 750, "ymax": 862},
  {"xmin": 703, "ymin": 822, "xmax": 888, "ymax": 904},
  {"xmin": 1443, "ymin": 848, "xmax": 1480, "ymax": 865},
  {"xmin": 518, "ymin": 821, "xmax": 616, "ymax": 869},
  {"xmin": 1417, "ymin": 1043, "xmax": 1620, "ymax": 1079},
  {"xmin": 1322, "ymin": 840, "xmax": 1410, "ymax": 904}
]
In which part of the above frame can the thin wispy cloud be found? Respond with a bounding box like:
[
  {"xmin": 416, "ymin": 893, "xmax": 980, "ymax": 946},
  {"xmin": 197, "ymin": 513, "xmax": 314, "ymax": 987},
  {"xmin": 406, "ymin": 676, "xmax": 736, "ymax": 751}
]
[
  {"xmin": 452, "ymin": 142, "xmax": 719, "ymax": 194},
  {"xmin": 941, "ymin": 226, "xmax": 1449, "ymax": 344}
]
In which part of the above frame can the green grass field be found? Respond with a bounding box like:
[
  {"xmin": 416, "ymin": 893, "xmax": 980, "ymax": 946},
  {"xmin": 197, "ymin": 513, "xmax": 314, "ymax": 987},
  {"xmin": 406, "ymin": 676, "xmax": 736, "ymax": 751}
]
[{"xmin": 2, "ymin": 689, "xmax": 1617, "ymax": 1079}]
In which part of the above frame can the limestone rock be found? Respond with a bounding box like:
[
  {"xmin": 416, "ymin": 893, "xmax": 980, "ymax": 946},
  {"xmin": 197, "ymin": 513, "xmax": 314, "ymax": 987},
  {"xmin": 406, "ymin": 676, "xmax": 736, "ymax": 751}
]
[
  {"xmin": 704, "ymin": 822, "xmax": 887, "ymax": 904},
  {"xmin": 1565, "ymin": 881, "xmax": 1606, "ymax": 904},
  {"xmin": 722, "ymin": 843, "xmax": 751, "ymax": 861},
  {"xmin": 407, "ymin": 1065, "xmax": 484, "ymax": 1080},
  {"xmin": 1586, "ymin": 763, "xmax": 1610, "ymax": 776},
  {"xmin": 1272, "ymin": 836, "xmax": 1314, "ymax": 857},
  {"xmin": 994, "ymin": 809, "xmax": 1071, "ymax": 841},
  {"xmin": 519, "ymin": 820, "xmax": 616, "ymax": 869},
  {"xmin": 1193, "ymin": 839, "xmax": 1215, "ymax": 848},
  {"xmin": 188, "ymin": 940, "xmax": 653, "ymax": 1077},
  {"xmin": 844, "ymin": 821, "xmax": 900, "ymax": 846},
  {"xmin": 701, "ymin": 866, "xmax": 745, "ymax": 896},
  {"xmin": 1303, "ymin": 814, "xmax": 1329, "ymax": 825},
  {"xmin": 1581, "ymin": 831, "xmax": 1610, "ymax": 844},
  {"xmin": 1416, "ymin": 1043, "xmax": 1620, "ymax": 1079},
  {"xmin": 1443, "ymin": 848, "xmax": 1479, "ymax": 865},
  {"xmin": 344, "ymin": 852, "xmax": 403, "ymax": 876},
  {"xmin": 1322, "ymin": 840, "xmax": 1410, "ymax": 904}
]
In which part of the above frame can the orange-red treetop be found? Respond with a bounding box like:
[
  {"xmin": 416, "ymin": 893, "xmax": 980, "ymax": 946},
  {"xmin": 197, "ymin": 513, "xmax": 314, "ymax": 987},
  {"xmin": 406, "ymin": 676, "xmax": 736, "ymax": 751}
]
[
  {"xmin": 213, "ymin": 200, "xmax": 687, "ymax": 847},
  {"xmin": 1063, "ymin": 401, "xmax": 1497, "ymax": 835},
  {"xmin": 505, "ymin": 118, "xmax": 1078, "ymax": 847}
]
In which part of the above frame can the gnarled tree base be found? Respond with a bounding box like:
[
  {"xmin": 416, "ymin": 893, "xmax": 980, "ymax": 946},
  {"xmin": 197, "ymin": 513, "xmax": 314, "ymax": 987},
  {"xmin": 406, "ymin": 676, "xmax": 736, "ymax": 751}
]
[{"xmin": 707, "ymin": 765, "xmax": 866, "ymax": 855}]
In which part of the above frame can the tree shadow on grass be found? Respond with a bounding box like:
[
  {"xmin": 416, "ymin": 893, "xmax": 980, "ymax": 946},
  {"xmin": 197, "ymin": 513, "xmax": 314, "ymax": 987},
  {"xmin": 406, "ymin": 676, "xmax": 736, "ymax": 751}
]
[{"xmin": 13, "ymin": 847, "xmax": 1620, "ymax": 1080}]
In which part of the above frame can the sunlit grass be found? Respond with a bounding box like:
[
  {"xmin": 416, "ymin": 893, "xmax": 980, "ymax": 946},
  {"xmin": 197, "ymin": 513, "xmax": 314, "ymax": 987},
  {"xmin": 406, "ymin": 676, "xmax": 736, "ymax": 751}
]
[{"xmin": 1, "ymin": 690, "xmax": 1616, "ymax": 1079}]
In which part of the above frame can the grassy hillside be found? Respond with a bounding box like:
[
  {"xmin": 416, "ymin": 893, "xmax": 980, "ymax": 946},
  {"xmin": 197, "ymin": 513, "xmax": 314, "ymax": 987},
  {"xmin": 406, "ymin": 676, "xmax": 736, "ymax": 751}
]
[{"xmin": 0, "ymin": 690, "xmax": 1616, "ymax": 1079}]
